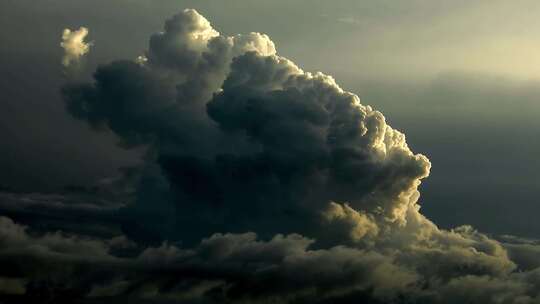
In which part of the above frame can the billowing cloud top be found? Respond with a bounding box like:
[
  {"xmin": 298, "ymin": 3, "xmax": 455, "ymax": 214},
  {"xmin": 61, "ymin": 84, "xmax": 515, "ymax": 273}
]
[
  {"xmin": 60, "ymin": 27, "xmax": 91, "ymax": 67},
  {"xmin": 62, "ymin": 9, "xmax": 433, "ymax": 246},
  {"xmin": 3, "ymin": 8, "xmax": 540, "ymax": 304}
]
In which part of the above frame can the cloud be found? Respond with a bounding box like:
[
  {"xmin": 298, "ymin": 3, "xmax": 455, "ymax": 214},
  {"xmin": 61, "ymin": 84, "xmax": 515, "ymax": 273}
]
[
  {"xmin": 3, "ymin": 213, "xmax": 540, "ymax": 303},
  {"xmin": 1, "ymin": 7, "xmax": 530, "ymax": 303},
  {"xmin": 498, "ymin": 236, "xmax": 540, "ymax": 271},
  {"xmin": 60, "ymin": 27, "xmax": 91, "ymax": 67},
  {"xmin": 0, "ymin": 216, "xmax": 113, "ymax": 259},
  {"xmin": 63, "ymin": 9, "xmax": 431, "ymax": 245}
]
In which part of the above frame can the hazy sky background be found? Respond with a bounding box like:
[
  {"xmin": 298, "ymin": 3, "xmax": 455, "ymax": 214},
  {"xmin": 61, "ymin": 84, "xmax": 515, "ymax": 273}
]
[{"xmin": 1, "ymin": 0, "xmax": 540, "ymax": 237}]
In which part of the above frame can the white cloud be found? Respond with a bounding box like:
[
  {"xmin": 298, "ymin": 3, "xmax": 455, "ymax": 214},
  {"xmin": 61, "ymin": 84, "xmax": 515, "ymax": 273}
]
[{"xmin": 60, "ymin": 27, "xmax": 92, "ymax": 67}]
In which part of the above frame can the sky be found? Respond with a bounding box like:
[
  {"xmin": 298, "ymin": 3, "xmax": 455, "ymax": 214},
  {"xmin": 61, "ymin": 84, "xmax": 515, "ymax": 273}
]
[{"xmin": 1, "ymin": 1, "xmax": 540, "ymax": 303}]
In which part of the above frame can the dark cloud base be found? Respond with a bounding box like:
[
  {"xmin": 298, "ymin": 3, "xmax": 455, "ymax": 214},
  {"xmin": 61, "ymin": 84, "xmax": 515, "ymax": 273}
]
[{"xmin": 2, "ymin": 8, "xmax": 540, "ymax": 304}]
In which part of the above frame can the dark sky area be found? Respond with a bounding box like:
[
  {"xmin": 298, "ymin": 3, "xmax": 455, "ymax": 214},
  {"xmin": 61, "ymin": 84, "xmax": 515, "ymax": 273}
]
[{"xmin": 1, "ymin": 1, "xmax": 540, "ymax": 303}]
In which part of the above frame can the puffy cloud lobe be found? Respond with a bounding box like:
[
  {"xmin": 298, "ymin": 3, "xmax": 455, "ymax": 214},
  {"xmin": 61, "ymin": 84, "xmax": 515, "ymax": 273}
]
[
  {"xmin": 0, "ymin": 216, "xmax": 112, "ymax": 259},
  {"xmin": 60, "ymin": 27, "xmax": 91, "ymax": 67},
  {"xmin": 0, "ymin": 216, "xmax": 109, "ymax": 301},
  {"xmin": 48, "ymin": 8, "xmax": 540, "ymax": 304},
  {"xmin": 500, "ymin": 236, "xmax": 540, "ymax": 271},
  {"xmin": 137, "ymin": 232, "xmax": 419, "ymax": 302},
  {"xmin": 322, "ymin": 202, "xmax": 379, "ymax": 242},
  {"xmin": 207, "ymin": 51, "xmax": 430, "ymax": 228}
]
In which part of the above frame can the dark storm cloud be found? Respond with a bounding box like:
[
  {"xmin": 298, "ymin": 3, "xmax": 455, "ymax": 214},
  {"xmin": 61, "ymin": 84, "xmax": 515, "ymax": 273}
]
[
  {"xmin": 63, "ymin": 9, "xmax": 430, "ymax": 245},
  {"xmin": 4, "ymin": 7, "xmax": 540, "ymax": 304}
]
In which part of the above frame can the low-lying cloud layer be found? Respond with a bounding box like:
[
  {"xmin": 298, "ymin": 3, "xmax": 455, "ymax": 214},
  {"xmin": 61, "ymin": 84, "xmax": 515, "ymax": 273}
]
[{"xmin": 3, "ymin": 8, "xmax": 540, "ymax": 303}]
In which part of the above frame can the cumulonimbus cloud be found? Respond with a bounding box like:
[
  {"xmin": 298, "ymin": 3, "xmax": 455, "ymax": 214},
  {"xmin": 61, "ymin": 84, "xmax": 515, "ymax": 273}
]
[
  {"xmin": 60, "ymin": 27, "xmax": 91, "ymax": 67},
  {"xmin": 3, "ymin": 8, "xmax": 540, "ymax": 303}
]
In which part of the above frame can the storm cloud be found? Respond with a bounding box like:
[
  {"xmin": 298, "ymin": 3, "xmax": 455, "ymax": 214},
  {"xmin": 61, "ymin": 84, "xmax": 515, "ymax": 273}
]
[{"xmin": 3, "ymin": 8, "xmax": 540, "ymax": 304}]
